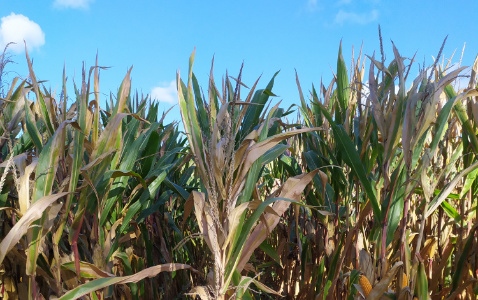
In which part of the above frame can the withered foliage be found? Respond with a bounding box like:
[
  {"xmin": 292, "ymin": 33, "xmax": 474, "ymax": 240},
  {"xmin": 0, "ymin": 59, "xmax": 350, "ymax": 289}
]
[{"xmin": 0, "ymin": 37, "xmax": 478, "ymax": 299}]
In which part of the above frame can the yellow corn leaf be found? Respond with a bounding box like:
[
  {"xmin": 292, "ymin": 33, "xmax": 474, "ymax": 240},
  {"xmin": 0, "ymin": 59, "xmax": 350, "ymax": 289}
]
[
  {"xmin": 317, "ymin": 170, "xmax": 328, "ymax": 201},
  {"xmin": 58, "ymin": 263, "xmax": 196, "ymax": 300},
  {"xmin": 61, "ymin": 261, "xmax": 115, "ymax": 279},
  {"xmin": 103, "ymin": 218, "xmax": 123, "ymax": 259},
  {"xmin": 187, "ymin": 286, "xmax": 210, "ymax": 300},
  {"xmin": 223, "ymin": 202, "xmax": 249, "ymax": 250},
  {"xmin": 18, "ymin": 159, "xmax": 38, "ymax": 215},
  {"xmin": 0, "ymin": 192, "xmax": 69, "ymax": 265},
  {"xmin": 420, "ymin": 237, "xmax": 437, "ymax": 261},
  {"xmin": 192, "ymin": 191, "xmax": 213, "ymax": 251}
]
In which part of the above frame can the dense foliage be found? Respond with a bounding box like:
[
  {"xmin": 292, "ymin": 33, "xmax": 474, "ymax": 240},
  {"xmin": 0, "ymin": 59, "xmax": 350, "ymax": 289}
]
[{"xmin": 0, "ymin": 38, "xmax": 477, "ymax": 299}]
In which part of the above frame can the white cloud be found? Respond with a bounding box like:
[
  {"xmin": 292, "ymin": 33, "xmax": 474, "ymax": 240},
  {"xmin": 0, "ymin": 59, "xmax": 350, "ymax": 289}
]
[
  {"xmin": 53, "ymin": 0, "xmax": 94, "ymax": 9},
  {"xmin": 334, "ymin": 9, "xmax": 379, "ymax": 25},
  {"xmin": 151, "ymin": 80, "xmax": 178, "ymax": 104},
  {"xmin": 0, "ymin": 13, "xmax": 45, "ymax": 53}
]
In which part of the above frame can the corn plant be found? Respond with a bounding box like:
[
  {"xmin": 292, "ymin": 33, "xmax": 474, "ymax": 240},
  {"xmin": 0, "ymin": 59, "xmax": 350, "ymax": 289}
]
[
  {"xmin": 295, "ymin": 36, "xmax": 478, "ymax": 299},
  {"xmin": 178, "ymin": 50, "xmax": 322, "ymax": 299},
  {"xmin": 0, "ymin": 48, "xmax": 197, "ymax": 299},
  {"xmin": 1, "ymin": 35, "xmax": 478, "ymax": 300}
]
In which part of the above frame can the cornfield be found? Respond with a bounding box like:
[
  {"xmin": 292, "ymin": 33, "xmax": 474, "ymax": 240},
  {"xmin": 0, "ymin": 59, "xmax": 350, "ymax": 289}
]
[{"xmin": 0, "ymin": 35, "xmax": 477, "ymax": 299}]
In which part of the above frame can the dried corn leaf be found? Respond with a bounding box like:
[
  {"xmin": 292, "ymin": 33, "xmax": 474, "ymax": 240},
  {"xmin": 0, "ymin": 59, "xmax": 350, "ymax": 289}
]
[
  {"xmin": 366, "ymin": 261, "xmax": 402, "ymax": 300},
  {"xmin": 359, "ymin": 249, "xmax": 374, "ymax": 285},
  {"xmin": 0, "ymin": 192, "xmax": 68, "ymax": 265},
  {"xmin": 58, "ymin": 263, "xmax": 196, "ymax": 300},
  {"xmin": 235, "ymin": 169, "xmax": 319, "ymax": 272}
]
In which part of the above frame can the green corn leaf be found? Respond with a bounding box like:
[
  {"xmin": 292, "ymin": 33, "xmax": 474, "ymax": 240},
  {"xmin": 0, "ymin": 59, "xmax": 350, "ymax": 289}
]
[
  {"xmin": 139, "ymin": 130, "xmax": 160, "ymax": 178},
  {"xmin": 105, "ymin": 171, "xmax": 168, "ymax": 261},
  {"xmin": 416, "ymin": 261, "xmax": 429, "ymax": 300},
  {"xmin": 25, "ymin": 47, "xmax": 55, "ymax": 136},
  {"xmin": 322, "ymin": 235, "xmax": 344, "ymax": 299},
  {"xmin": 429, "ymin": 93, "xmax": 458, "ymax": 155},
  {"xmin": 426, "ymin": 160, "xmax": 478, "ymax": 218},
  {"xmin": 385, "ymin": 167, "xmax": 406, "ymax": 246},
  {"xmin": 447, "ymin": 85, "xmax": 478, "ymax": 153},
  {"xmin": 163, "ymin": 178, "xmax": 190, "ymax": 201},
  {"xmin": 259, "ymin": 241, "xmax": 282, "ymax": 267},
  {"xmin": 450, "ymin": 225, "xmax": 478, "ymax": 295},
  {"xmin": 27, "ymin": 120, "xmax": 73, "ymax": 276},
  {"xmin": 440, "ymin": 200, "xmax": 461, "ymax": 224},
  {"xmin": 336, "ymin": 41, "xmax": 349, "ymax": 120},
  {"xmin": 24, "ymin": 96, "xmax": 43, "ymax": 152},
  {"xmin": 317, "ymin": 102, "xmax": 381, "ymax": 223},
  {"xmin": 59, "ymin": 78, "xmax": 88, "ymax": 246},
  {"xmin": 240, "ymin": 71, "xmax": 280, "ymax": 137},
  {"xmin": 192, "ymin": 73, "xmax": 210, "ymax": 139},
  {"xmin": 459, "ymin": 167, "xmax": 478, "ymax": 199}
]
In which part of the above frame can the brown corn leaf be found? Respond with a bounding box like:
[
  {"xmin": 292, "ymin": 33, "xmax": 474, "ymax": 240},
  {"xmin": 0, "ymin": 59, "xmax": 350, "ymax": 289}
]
[
  {"xmin": 420, "ymin": 237, "xmax": 437, "ymax": 261},
  {"xmin": 61, "ymin": 261, "xmax": 115, "ymax": 279},
  {"xmin": 317, "ymin": 170, "xmax": 328, "ymax": 201},
  {"xmin": 243, "ymin": 263, "xmax": 257, "ymax": 274},
  {"xmin": 252, "ymin": 278, "xmax": 282, "ymax": 296},
  {"xmin": 187, "ymin": 286, "xmax": 210, "ymax": 300},
  {"xmin": 467, "ymin": 53, "xmax": 478, "ymax": 90},
  {"xmin": 237, "ymin": 128, "xmax": 322, "ymax": 183},
  {"xmin": 236, "ymin": 169, "xmax": 319, "ymax": 272},
  {"xmin": 430, "ymin": 241, "xmax": 454, "ymax": 291},
  {"xmin": 192, "ymin": 191, "xmax": 213, "ymax": 251},
  {"xmin": 368, "ymin": 57, "xmax": 387, "ymax": 137},
  {"xmin": 80, "ymin": 149, "xmax": 116, "ymax": 172},
  {"xmin": 471, "ymin": 100, "xmax": 478, "ymax": 125},
  {"xmin": 397, "ymin": 287, "xmax": 412, "ymax": 300},
  {"xmin": 365, "ymin": 261, "xmax": 403, "ymax": 300},
  {"xmin": 359, "ymin": 249, "xmax": 375, "ymax": 285},
  {"xmin": 248, "ymin": 199, "xmax": 280, "ymax": 217},
  {"xmin": 181, "ymin": 193, "xmax": 194, "ymax": 229},
  {"xmin": 444, "ymin": 278, "xmax": 477, "ymax": 300},
  {"xmin": 366, "ymin": 54, "xmax": 392, "ymax": 78},
  {"xmin": 112, "ymin": 67, "xmax": 132, "ymax": 116}
]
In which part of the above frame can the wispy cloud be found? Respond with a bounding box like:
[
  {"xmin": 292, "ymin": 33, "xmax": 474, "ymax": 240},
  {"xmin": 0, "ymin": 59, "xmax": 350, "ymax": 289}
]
[
  {"xmin": 334, "ymin": 9, "xmax": 379, "ymax": 25},
  {"xmin": 151, "ymin": 80, "xmax": 178, "ymax": 104},
  {"xmin": 0, "ymin": 13, "xmax": 45, "ymax": 53},
  {"xmin": 53, "ymin": 0, "xmax": 94, "ymax": 9},
  {"xmin": 306, "ymin": 0, "xmax": 321, "ymax": 11},
  {"xmin": 337, "ymin": 0, "xmax": 353, "ymax": 5}
]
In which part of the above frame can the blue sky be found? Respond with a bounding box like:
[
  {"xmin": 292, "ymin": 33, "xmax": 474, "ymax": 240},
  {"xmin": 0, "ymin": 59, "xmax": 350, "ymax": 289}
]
[{"xmin": 1, "ymin": 0, "xmax": 477, "ymax": 125}]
